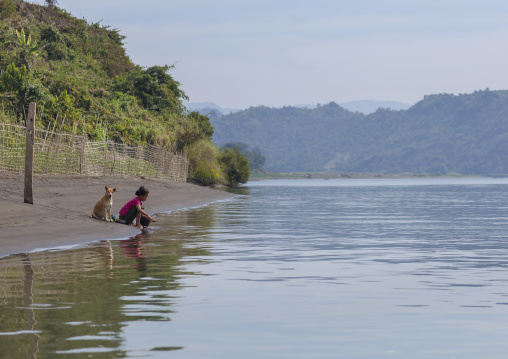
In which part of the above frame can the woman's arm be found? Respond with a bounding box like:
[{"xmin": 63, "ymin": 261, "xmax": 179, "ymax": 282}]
[{"xmin": 135, "ymin": 203, "xmax": 156, "ymax": 222}]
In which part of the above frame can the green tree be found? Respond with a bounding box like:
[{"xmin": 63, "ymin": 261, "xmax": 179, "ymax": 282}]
[
  {"xmin": 188, "ymin": 111, "xmax": 214, "ymax": 139},
  {"xmin": 0, "ymin": 63, "xmax": 49, "ymax": 121},
  {"xmin": 219, "ymin": 147, "xmax": 250, "ymax": 186},
  {"xmin": 222, "ymin": 142, "xmax": 266, "ymax": 171},
  {"xmin": 114, "ymin": 65, "xmax": 188, "ymax": 114},
  {"xmin": 15, "ymin": 29, "xmax": 46, "ymax": 72},
  {"xmin": 250, "ymin": 146, "xmax": 266, "ymax": 170},
  {"xmin": 45, "ymin": 0, "xmax": 59, "ymax": 7}
]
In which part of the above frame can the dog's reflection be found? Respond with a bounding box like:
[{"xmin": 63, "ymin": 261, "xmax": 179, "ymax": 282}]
[{"xmin": 98, "ymin": 240, "xmax": 115, "ymax": 276}]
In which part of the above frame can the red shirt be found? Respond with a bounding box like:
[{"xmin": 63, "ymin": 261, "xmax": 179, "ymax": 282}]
[{"xmin": 119, "ymin": 197, "xmax": 142, "ymax": 216}]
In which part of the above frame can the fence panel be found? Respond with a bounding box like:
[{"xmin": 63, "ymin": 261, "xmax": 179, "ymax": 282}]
[{"xmin": 0, "ymin": 124, "xmax": 188, "ymax": 181}]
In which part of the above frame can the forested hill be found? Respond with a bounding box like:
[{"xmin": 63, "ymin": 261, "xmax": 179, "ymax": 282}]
[
  {"xmin": 211, "ymin": 89, "xmax": 508, "ymax": 175},
  {"xmin": 0, "ymin": 1, "xmax": 213, "ymax": 150}
]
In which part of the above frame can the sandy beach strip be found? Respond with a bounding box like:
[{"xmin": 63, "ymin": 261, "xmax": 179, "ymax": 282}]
[{"xmin": 0, "ymin": 173, "xmax": 234, "ymax": 258}]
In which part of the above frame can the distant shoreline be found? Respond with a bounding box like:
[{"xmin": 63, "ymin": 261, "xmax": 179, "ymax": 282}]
[{"xmin": 248, "ymin": 172, "xmax": 500, "ymax": 181}]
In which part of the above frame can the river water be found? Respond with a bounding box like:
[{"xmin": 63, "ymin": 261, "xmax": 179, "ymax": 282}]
[{"xmin": 2, "ymin": 178, "xmax": 508, "ymax": 358}]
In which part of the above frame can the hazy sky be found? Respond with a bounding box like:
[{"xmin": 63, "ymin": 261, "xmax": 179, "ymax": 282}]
[{"xmin": 31, "ymin": 0, "xmax": 508, "ymax": 109}]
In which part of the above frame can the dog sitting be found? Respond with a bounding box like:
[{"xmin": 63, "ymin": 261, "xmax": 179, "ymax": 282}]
[{"xmin": 90, "ymin": 186, "xmax": 116, "ymax": 221}]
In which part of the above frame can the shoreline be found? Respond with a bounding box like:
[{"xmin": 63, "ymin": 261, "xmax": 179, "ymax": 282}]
[
  {"xmin": 0, "ymin": 174, "xmax": 234, "ymax": 258},
  {"xmin": 249, "ymin": 172, "xmax": 498, "ymax": 180}
]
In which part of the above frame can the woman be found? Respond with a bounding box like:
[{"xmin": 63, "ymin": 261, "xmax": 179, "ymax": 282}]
[{"xmin": 118, "ymin": 186, "xmax": 156, "ymax": 230}]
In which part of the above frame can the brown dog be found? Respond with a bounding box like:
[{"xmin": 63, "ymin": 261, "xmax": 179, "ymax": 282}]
[{"xmin": 90, "ymin": 186, "xmax": 116, "ymax": 221}]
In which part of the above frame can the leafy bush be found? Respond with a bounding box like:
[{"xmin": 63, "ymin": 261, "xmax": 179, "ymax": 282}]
[
  {"xmin": 219, "ymin": 147, "xmax": 250, "ymax": 186},
  {"xmin": 187, "ymin": 140, "xmax": 223, "ymax": 186}
]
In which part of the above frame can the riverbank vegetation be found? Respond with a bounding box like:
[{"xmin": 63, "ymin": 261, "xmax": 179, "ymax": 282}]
[{"xmin": 0, "ymin": 0, "xmax": 247, "ymax": 186}]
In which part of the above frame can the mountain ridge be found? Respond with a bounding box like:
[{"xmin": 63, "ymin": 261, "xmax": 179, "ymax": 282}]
[
  {"xmin": 187, "ymin": 99, "xmax": 411, "ymax": 116},
  {"xmin": 210, "ymin": 89, "xmax": 508, "ymax": 175}
]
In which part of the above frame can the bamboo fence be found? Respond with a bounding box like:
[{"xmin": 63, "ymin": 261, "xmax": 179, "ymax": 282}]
[{"xmin": 0, "ymin": 123, "xmax": 189, "ymax": 181}]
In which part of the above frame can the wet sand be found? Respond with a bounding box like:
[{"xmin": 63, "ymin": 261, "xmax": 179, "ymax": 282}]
[{"xmin": 0, "ymin": 173, "xmax": 234, "ymax": 257}]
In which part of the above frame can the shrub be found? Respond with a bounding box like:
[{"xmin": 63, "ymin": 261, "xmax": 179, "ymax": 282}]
[
  {"xmin": 219, "ymin": 147, "xmax": 250, "ymax": 186},
  {"xmin": 187, "ymin": 139, "xmax": 223, "ymax": 186}
]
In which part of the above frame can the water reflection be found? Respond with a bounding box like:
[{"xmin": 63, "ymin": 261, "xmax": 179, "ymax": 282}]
[
  {"xmin": 0, "ymin": 205, "xmax": 221, "ymax": 358},
  {"xmin": 21, "ymin": 253, "xmax": 41, "ymax": 359},
  {"xmin": 3, "ymin": 180, "xmax": 508, "ymax": 358},
  {"xmin": 120, "ymin": 234, "xmax": 152, "ymax": 271}
]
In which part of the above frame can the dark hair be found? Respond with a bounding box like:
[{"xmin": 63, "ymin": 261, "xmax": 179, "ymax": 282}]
[{"xmin": 135, "ymin": 186, "xmax": 149, "ymax": 196}]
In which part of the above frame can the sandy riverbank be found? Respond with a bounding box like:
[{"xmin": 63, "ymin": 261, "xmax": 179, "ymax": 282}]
[{"xmin": 0, "ymin": 173, "xmax": 234, "ymax": 257}]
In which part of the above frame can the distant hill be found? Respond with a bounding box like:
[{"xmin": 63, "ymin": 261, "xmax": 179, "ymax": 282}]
[
  {"xmin": 210, "ymin": 90, "xmax": 508, "ymax": 175},
  {"xmin": 187, "ymin": 100, "xmax": 411, "ymax": 117},
  {"xmin": 340, "ymin": 100, "xmax": 411, "ymax": 114},
  {"xmin": 185, "ymin": 102, "xmax": 240, "ymax": 115},
  {"xmin": 294, "ymin": 100, "xmax": 411, "ymax": 114}
]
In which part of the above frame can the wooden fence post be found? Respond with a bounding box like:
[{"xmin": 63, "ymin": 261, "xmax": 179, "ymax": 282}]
[
  {"xmin": 24, "ymin": 102, "xmax": 36, "ymax": 204},
  {"xmin": 79, "ymin": 134, "xmax": 85, "ymax": 175}
]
